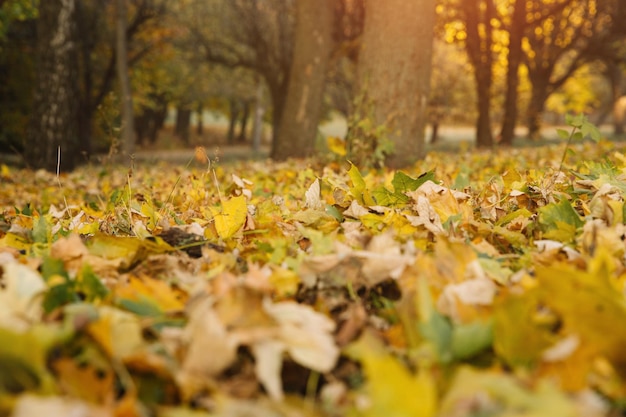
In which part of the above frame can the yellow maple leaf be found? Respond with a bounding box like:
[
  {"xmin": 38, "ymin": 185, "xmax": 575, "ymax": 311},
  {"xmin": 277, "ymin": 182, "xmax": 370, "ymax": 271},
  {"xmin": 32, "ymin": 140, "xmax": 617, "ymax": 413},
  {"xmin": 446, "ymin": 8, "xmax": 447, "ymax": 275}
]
[
  {"xmin": 209, "ymin": 195, "xmax": 247, "ymax": 239},
  {"xmin": 347, "ymin": 330, "xmax": 436, "ymax": 417}
]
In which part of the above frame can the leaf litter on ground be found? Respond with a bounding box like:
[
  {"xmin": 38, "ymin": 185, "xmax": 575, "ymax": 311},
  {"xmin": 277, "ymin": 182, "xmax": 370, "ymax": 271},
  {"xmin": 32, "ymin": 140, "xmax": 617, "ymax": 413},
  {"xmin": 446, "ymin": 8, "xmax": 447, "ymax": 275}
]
[{"xmin": 0, "ymin": 139, "xmax": 626, "ymax": 416}]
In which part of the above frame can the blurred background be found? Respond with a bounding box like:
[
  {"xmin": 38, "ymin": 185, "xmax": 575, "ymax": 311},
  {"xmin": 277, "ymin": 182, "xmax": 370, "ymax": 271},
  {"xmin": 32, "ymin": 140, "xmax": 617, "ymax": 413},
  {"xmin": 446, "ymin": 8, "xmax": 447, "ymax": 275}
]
[{"xmin": 0, "ymin": 0, "xmax": 624, "ymax": 168}]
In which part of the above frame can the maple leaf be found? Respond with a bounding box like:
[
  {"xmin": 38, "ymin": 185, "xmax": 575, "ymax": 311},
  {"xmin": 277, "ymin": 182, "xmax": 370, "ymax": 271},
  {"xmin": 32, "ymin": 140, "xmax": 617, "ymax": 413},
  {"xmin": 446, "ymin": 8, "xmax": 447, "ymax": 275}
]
[
  {"xmin": 210, "ymin": 195, "xmax": 248, "ymax": 239},
  {"xmin": 347, "ymin": 330, "xmax": 437, "ymax": 417}
]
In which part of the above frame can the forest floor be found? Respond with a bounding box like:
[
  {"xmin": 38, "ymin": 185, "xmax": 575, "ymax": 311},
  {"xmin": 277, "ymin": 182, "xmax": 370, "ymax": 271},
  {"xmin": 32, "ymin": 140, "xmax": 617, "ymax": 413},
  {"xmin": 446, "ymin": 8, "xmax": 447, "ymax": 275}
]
[{"xmin": 2, "ymin": 119, "xmax": 626, "ymax": 416}]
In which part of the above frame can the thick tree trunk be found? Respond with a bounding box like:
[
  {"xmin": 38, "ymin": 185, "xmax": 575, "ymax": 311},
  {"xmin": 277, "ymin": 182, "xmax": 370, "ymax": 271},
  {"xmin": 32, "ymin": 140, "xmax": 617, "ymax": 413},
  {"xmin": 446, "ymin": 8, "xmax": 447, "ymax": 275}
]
[
  {"xmin": 26, "ymin": 0, "xmax": 80, "ymax": 172},
  {"xmin": 355, "ymin": 0, "xmax": 435, "ymax": 167},
  {"xmin": 499, "ymin": 0, "xmax": 525, "ymax": 146},
  {"xmin": 116, "ymin": 0, "xmax": 135, "ymax": 156},
  {"xmin": 526, "ymin": 73, "xmax": 551, "ymax": 140},
  {"xmin": 475, "ymin": 72, "xmax": 493, "ymax": 148},
  {"xmin": 271, "ymin": 0, "xmax": 334, "ymax": 160}
]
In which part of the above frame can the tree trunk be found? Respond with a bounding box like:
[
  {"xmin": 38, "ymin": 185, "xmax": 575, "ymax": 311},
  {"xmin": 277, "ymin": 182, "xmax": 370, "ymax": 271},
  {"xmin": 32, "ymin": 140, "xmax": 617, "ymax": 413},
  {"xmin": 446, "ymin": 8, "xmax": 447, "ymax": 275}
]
[
  {"xmin": 464, "ymin": 0, "xmax": 495, "ymax": 148},
  {"xmin": 151, "ymin": 96, "xmax": 168, "ymax": 144},
  {"xmin": 26, "ymin": 0, "xmax": 80, "ymax": 172},
  {"xmin": 499, "ymin": 0, "xmax": 525, "ymax": 146},
  {"xmin": 271, "ymin": 0, "xmax": 334, "ymax": 160},
  {"xmin": 526, "ymin": 73, "xmax": 551, "ymax": 140},
  {"xmin": 475, "ymin": 72, "xmax": 493, "ymax": 148},
  {"xmin": 607, "ymin": 61, "xmax": 624, "ymax": 135},
  {"xmin": 175, "ymin": 106, "xmax": 191, "ymax": 144},
  {"xmin": 430, "ymin": 121, "xmax": 439, "ymax": 144},
  {"xmin": 134, "ymin": 112, "xmax": 149, "ymax": 146},
  {"xmin": 237, "ymin": 101, "xmax": 250, "ymax": 142},
  {"xmin": 227, "ymin": 99, "xmax": 240, "ymax": 145},
  {"xmin": 251, "ymin": 79, "xmax": 265, "ymax": 154},
  {"xmin": 196, "ymin": 103, "xmax": 204, "ymax": 136},
  {"xmin": 116, "ymin": 0, "xmax": 135, "ymax": 156},
  {"xmin": 355, "ymin": 0, "xmax": 436, "ymax": 167}
]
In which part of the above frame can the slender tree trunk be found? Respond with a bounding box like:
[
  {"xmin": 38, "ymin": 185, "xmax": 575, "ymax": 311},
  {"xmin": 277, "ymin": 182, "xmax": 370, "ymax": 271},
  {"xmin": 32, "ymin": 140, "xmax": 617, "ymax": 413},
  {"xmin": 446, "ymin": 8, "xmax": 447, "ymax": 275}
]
[
  {"xmin": 76, "ymin": 1, "xmax": 93, "ymax": 159},
  {"xmin": 607, "ymin": 61, "xmax": 624, "ymax": 135},
  {"xmin": 464, "ymin": 0, "xmax": 495, "ymax": 148},
  {"xmin": 499, "ymin": 0, "xmax": 525, "ymax": 146},
  {"xmin": 355, "ymin": 0, "xmax": 436, "ymax": 167},
  {"xmin": 272, "ymin": 0, "xmax": 334, "ymax": 160},
  {"xmin": 237, "ymin": 101, "xmax": 250, "ymax": 142},
  {"xmin": 175, "ymin": 106, "xmax": 191, "ymax": 144},
  {"xmin": 196, "ymin": 103, "xmax": 204, "ymax": 135},
  {"xmin": 151, "ymin": 96, "xmax": 167, "ymax": 143},
  {"xmin": 251, "ymin": 79, "xmax": 265, "ymax": 154},
  {"xmin": 116, "ymin": 0, "xmax": 135, "ymax": 156},
  {"xmin": 227, "ymin": 99, "xmax": 240, "ymax": 145},
  {"xmin": 135, "ymin": 112, "xmax": 148, "ymax": 146},
  {"xmin": 26, "ymin": 0, "xmax": 80, "ymax": 172},
  {"xmin": 430, "ymin": 121, "xmax": 439, "ymax": 144}
]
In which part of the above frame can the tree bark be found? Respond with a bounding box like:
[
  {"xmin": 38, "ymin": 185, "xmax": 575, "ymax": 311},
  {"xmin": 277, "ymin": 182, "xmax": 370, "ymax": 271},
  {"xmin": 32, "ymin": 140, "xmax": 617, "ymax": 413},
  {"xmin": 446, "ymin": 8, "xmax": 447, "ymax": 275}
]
[
  {"xmin": 526, "ymin": 72, "xmax": 551, "ymax": 139},
  {"xmin": 196, "ymin": 103, "xmax": 203, "ymax": 135},
  {"xmin": 356, "ymin": 0, "xmax": 436, "ymax": 167},
  {"xmin": 175, "ymin": 106, "xmax": 191, "ymax": 144},
  {"xmin": 499, "ymin": 0, "xmax": 525, "ymax": 146},
  {"xmin": 251, "ymin": 78, "xmax": 265, "ymax": 154},
  {"xmin": 464, "ymin": 0, "xmax": 495, "ymax": 148},
  {"xmin": 607, "ymin": 61, "xmax": 624, "ymax": 135},
  {"xmin": 237, "ymin": 101, "xmax": 250, "ymax": 142},
  {"xmin": 227, "ymin": 99, "xmax": 241, "ymax": 145},
  {"xmin": 271, "ymin": 0, "xmax": 334, "ymax": 160},
  {"xmin": 26, "ymin": 0, "xmax": 80, "ymax": 172},
  {"xmin": 116, "ymin": 0, "xmax": 135, "ymax": 157}
]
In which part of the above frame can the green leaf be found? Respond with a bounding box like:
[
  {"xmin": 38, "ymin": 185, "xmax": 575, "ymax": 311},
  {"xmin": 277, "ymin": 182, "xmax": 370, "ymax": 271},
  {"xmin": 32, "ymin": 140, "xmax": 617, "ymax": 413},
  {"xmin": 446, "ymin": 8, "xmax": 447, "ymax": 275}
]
[
  {"xmin": 538, "ymin": 199, "xmax": 583, "ymax": 242},
  {"xmin": 556, "ymin": 129, "xmax": 570, "ymax": 140},
  {"xmin": 32, "ymin": 216, "xmax": 48, "ymax": 244},
  {"xmin": 119, "ymin": 298, "xmax": 163, "ymax": 317},
  {"xmin": 43, "ymin": 282, "xmax": 79, "ymax": 313},
  {"xmin": 419, "ymin": 310, "xmax": 454, "ymax": 363},
  {"xmin": 79, "ymin": 265, "xmax": 109, "ymax": 301},
  {"xmin": 452, "ymin": 166, "xmax": 470, "ymax": 190},
  {"xmin": 371, "ymin": 186, "xmax": 409, "ymax": 207},
  {"xmin": 581, "ymin": 121, "xmax": 601, "ymax": 142},
  {"xmin": 325, "ymin": 204, "xmax": 344, "ymax": 222},
  {"xmin": 41, "ymin": 256, "xmax": 69, "ymax": 283},
  {"xmin": 565, "ymin": 113, "xmax": 585, "ymax": 128},
  {"xmin": 451, "ymin": 320, "xmax": 493, "ymax": 360},
  {"xmin": 392, "ymin": 171, "xmax": 434, "ymax": 194}
]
